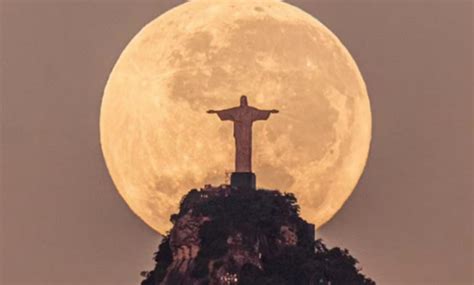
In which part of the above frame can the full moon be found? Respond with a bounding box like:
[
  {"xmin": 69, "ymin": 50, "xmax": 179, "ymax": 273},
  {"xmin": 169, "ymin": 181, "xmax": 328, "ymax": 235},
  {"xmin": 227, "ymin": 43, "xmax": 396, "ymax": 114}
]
[{"xmin": 101, "ymin": 0, "xmax": 371, "ymax": 234}]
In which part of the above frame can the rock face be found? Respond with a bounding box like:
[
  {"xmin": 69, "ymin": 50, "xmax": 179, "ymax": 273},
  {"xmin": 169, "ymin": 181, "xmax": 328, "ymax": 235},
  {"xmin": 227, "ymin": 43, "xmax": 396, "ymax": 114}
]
[{"xmin": 141, "ymin": 186, "xmax": 375, "ymax": 285}]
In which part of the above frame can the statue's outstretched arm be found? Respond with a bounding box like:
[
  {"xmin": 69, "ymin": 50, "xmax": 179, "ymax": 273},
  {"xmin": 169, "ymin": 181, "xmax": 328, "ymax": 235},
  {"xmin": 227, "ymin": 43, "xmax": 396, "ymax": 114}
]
[
  {"xmin": 207, "ymin": 107, "xmax": 237, "ymax": 121},
  {"xmin": 251, "ymin": 108, "xmax": 279, "ymax": 121}
]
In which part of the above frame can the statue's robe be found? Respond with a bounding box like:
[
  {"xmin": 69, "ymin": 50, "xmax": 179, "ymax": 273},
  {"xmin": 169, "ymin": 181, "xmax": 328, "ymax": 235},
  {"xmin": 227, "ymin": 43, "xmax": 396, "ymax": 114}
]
[{"xmin": 216, "ymin": 106, "xmax": 273, "ymax": 172}]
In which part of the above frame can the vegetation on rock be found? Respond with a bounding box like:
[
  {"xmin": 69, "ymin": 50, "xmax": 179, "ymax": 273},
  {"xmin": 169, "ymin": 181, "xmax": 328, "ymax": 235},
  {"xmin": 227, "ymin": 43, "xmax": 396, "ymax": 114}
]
[{"xmin": 142, "ymin": 186, "xmax": 375, "ymax": 285}]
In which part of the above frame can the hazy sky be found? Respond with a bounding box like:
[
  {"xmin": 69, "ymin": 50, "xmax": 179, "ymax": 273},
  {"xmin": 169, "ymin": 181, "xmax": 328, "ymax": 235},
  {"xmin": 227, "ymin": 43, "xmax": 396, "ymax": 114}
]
[{"xmin": 1, "ymin": 1, "xmax": 472, "ymax": 284}]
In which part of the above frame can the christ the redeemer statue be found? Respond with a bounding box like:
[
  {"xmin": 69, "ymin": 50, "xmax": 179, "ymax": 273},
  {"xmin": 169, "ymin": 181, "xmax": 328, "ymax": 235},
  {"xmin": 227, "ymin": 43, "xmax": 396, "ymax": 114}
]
[{"xmin": 207, "ymin": 95, "xmax": 278, "ymax": 189}]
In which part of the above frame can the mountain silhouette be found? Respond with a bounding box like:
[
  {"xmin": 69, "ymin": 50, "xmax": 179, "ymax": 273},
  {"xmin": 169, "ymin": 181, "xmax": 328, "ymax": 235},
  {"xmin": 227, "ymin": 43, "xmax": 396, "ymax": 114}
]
[{"xmin": 141, "ymin": 185, "xmax": 375, "ymax": 285}]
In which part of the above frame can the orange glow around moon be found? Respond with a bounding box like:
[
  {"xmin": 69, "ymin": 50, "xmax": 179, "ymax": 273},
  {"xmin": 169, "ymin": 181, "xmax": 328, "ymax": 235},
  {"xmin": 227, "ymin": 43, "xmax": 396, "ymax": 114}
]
[{"xmin": 100, "ymin": 0, "xmax": 371, "ymax": 234}]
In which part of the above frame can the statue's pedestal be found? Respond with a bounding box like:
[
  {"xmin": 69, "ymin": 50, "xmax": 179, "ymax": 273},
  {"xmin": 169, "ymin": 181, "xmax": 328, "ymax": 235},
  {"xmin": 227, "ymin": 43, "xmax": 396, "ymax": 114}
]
[{"xmin": 231, "ymin": 172, "xmax": 256, "ymax": 190}]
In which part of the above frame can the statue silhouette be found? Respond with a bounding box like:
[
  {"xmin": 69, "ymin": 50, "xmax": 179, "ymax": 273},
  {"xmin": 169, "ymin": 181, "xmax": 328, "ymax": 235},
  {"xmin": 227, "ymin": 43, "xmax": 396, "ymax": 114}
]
[{"xmin": 207, "ymin": 95, "xmax": 278, "ymax": 174}]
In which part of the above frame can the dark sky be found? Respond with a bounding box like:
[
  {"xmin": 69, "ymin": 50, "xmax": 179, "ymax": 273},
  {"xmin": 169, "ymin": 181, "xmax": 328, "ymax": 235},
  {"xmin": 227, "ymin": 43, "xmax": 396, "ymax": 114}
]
[{"xmin": 1, "ymin": 1, "xmax": 472, "ymax": 284}]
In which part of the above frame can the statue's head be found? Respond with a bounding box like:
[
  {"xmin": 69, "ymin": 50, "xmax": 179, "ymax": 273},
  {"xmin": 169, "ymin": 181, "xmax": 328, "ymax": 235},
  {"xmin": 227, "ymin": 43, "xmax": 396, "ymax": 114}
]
[{"xmin": 240, "ymin": 95, "xmax": 248, "ymax": 106}]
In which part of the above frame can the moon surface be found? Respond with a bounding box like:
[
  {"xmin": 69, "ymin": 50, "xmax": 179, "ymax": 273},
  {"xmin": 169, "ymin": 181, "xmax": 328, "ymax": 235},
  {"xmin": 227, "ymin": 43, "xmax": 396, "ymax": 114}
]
[{"xmin": 101, "ymin": 0, "xmax": 371, "ymax": 234}]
